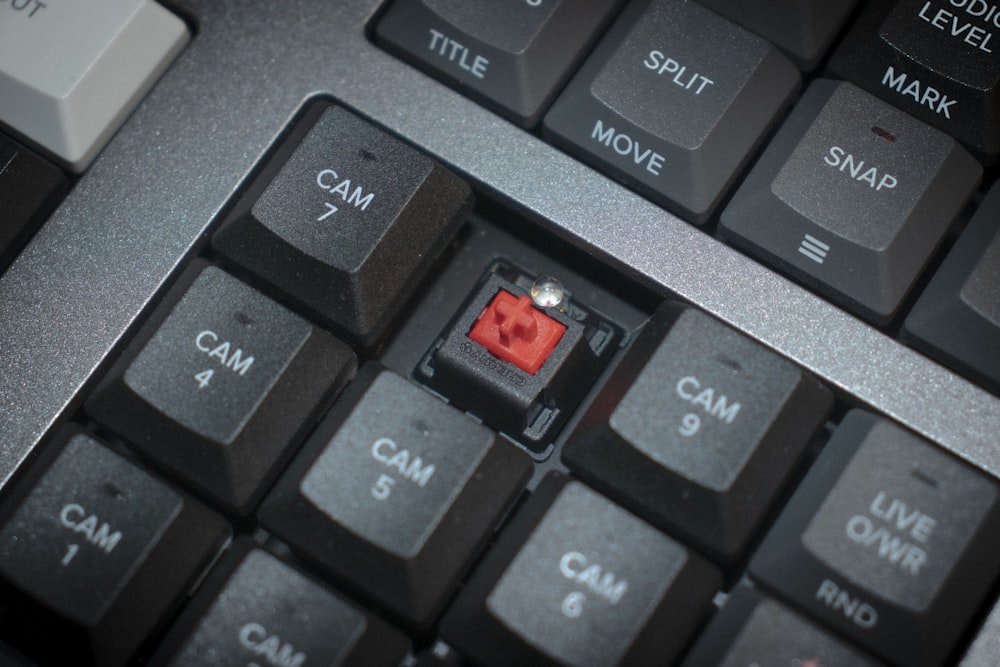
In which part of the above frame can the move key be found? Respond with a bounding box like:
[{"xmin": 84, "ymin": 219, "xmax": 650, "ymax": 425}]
[{"xmin": 543, "ymin": 0, "xmax": 799, "ymax": 222}]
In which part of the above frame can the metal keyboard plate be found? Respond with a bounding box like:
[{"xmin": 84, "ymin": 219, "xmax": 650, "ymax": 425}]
[{"xmin": 0, "ymin": 0, "xmax": 998, "ymax": 495}]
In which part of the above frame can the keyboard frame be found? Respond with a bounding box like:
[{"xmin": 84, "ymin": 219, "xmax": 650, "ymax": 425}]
[
  {"xmin": 0, "ymin": 0, "xmax": 998, "ymax": 538},
  {"xmin": 3, "ymin": 1, "xmax": 1000, "ymax": 664}
]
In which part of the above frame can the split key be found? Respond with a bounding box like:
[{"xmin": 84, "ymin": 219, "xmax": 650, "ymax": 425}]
[{"xmin": 543, "ymin": 0, "xmax": 800, "ymax": 222}]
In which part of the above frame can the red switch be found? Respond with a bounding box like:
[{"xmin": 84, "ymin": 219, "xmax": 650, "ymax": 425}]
[{"xmin": 468, "ymin": 290, "xmax": 566, "ymax": 375}]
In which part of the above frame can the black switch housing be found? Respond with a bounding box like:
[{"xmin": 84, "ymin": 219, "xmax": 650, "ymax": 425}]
[{"xmin": 415, "ymin": 262, "xmax": 619, "ymax": 452}]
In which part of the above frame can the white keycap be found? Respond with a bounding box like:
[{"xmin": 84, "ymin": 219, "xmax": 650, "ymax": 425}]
[{"xmin": 0, "ymin": 0, "xmax": 188, "ymax": 172}]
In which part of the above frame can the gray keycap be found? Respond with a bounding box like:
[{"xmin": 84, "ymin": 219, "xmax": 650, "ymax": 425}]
[
  {"xmin": 212, "ymin": 104, "xmax": 472, "ymax": 345},
  {"xmin": 0, "ymin": 432, "xmax": 229, "ymax": 667},
  {"xmin": 904, "ymin": 181, "xmax": 1000, "ymax": 394},
  {"xmin": 751, "ymin": 410, "xmax": 1000, "ymax": 667},
  {"xmin": 564, "ymin": 303, "xmax": 832, "ymax": 560},
  {"xmin": 612, "ymin": 308, "xmax": 817, "ymax": 487},
  {"xmin": 543, "ymin": 0, "xmax": 799, "ymax": 222},
  {"xmin": 963, "ymin": 240, "xmax": 1000, "ymax": 324},
  {"xmin": 86, "ymin": 263, "xmax": 356, "ymax": 513},
  {"xmin": 720, "ymin": 79, "xmax": 981, "ymax": 324},
  {"xmin": 1, "ymin": 436, "xmax": 181, "ymax": 622},
  {"xmin": 722, "ymin": 599, "xmax": 883, "ymax": 667},
  {"xmin": 299, "ymin": 371, "xmax": 498, "ymax": 558},
  {"xmin": 258, "ymin": 365, "xmax": 531, "ymax": 628},
  {"xmin": 486, "ymin": 482, "xmax": 683, "ymax": 666},
  {"xmin": 376, "ymin": 0, "xmax": 621, "ymax": 125},
  {"xmin": 802, "ymin": 421, "xmax": 994, "ymax": 610},
  {"xmin": 125, "ymin": 267, "xmax": 313, "ymax": 445},
  {"xmin": 161, "ymin": 545, "xmax": 409, "ymax": 667},
  {"xmin": 441, "ymin": 475, "xmax": 721, "ymax": 666}
]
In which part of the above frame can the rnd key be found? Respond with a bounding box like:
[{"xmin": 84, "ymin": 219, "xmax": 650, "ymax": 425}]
[{"xmin": 751, "ymin": 411, "xmax": 1000, "ymax": 667}]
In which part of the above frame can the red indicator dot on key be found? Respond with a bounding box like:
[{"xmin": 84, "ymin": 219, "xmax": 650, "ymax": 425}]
[{"xmin": 468, "ymin": 290, "xmax": 566, "ymax": 375}]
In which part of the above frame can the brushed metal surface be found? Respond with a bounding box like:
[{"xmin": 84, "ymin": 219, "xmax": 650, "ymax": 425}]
[
  {"xmin": 0, "ymin": 0, "xmax": 997, "ymax": 492},
  {"xmin": 960, "ymin": 597, "xmax": 1000, "ymax": 666}
]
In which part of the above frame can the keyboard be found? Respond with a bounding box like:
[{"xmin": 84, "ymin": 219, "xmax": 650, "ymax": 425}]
[{"xmin": 2, "ymin": 0, "xmax": 1000, "ymax": 665}]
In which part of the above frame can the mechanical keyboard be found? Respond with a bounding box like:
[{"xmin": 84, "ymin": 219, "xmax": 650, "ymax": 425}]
[{"xmin": 2, "ymin": 0, "xmax": 1000, "ymax": 665}]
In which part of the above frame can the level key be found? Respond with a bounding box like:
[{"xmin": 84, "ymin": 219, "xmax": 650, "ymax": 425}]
[{"xmin": 828, "ymin": 0, "xmax": 1000, "ymax": 159}]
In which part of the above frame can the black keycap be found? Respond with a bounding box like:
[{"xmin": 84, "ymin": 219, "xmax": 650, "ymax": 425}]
[
  {"xmin": 440, "ymin": 474, "xmax": 721, "ymax": 667},
  {"xmin": 543, "ymin": 0, "xmax": 799, "ymax": 222},
  {"xmin": 0, "ymin": 431, "xmax": 229, "ymax": 667},
  {"xmin": 697, "ymin": 0, "xmax": 860, "ymax": 69},
  {"xmin": 258, "ymin": 364, "xmax": 532, "ymax": 629},
  {"xmin": 903, "ymin": 181, "xmax": 1000, "ymax": 394},
  {"xmin": 751, "ymin": 410, "xmax": 1000, "ymax": 667},
  {"xmin": 376, "ymin": 0, "xmax": 622, "ymax": 126},
  {"xmin": 719, "ymin": 80, "xmax": 981, "ymax": 324},
  {"xmin": 0, "ymin": 132, "xmax": 68, "ymax": 271},
  {"xmin": 682, "ymin": 583, "xmax": 886, "ymax": 666},
  {"xmin": 828, "ymin": 0, "xmax": 1000, "ymax": 159},
  {"xmin": 152, "ymin": 541, "xmax": 410, "ymax": 667},
  {"xmin": 212, "ymin": 104, "xmax": 472, "ymax": 345},
  {"xmin": 86, "ymin": 262, "xmax": 356, "ymax": 513},
  {"xmin": 564, "ymin": 302, "xmax": 832, "ymax": 561}
]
